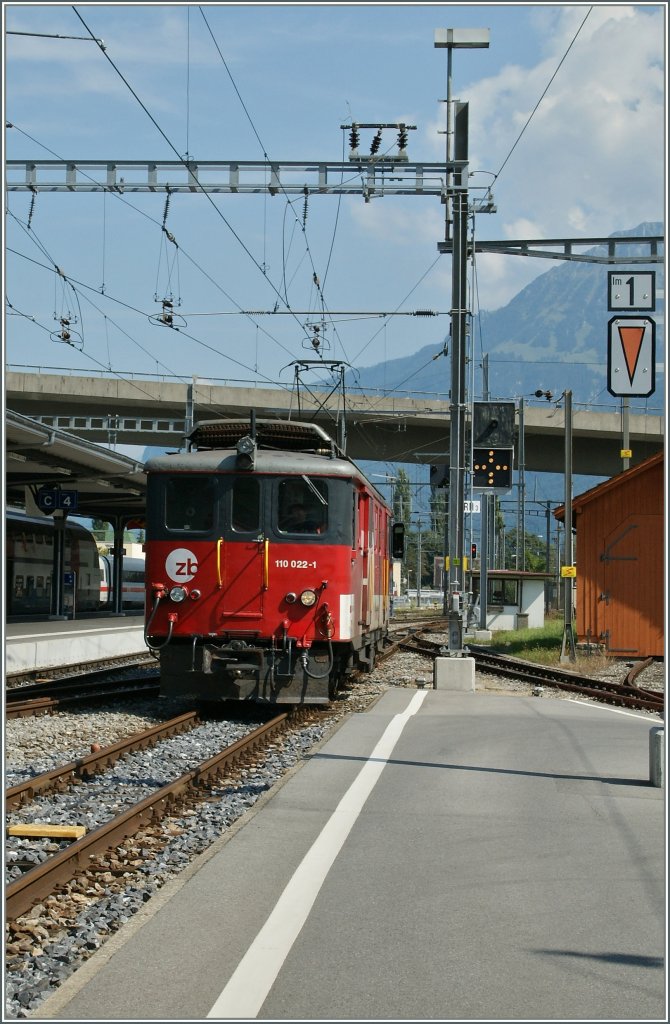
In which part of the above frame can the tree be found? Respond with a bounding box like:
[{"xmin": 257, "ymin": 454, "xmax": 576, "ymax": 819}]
[
  {"xmin": 429, "ymin": 484, "xmax": 447, "ymax": 537},
  {"xmin": 504, "ymin": 528, "xmax": 549, "ymax": 571},
  {"xmin": 393, "ymin": 468, "xmax": 411, "ymax": 524}
]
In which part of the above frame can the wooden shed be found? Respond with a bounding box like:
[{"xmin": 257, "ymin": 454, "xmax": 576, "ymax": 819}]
[{"xmin": 556, "ymin": 452, "xmax": 664, "ymax": 658}]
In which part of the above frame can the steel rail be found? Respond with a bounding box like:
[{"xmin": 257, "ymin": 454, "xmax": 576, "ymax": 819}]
[
  {"xmin": 6, "ymin": 664, "xmax": 158, "ymax": 700},
  {"xmin": 5, "ymin": 680, "xmax": 161, "ymax": 719},
  {"xmin": 6, "ymin": 654, "xmax": 156, "ymax": 689}
]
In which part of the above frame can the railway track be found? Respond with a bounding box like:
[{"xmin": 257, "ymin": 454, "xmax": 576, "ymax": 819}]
[
  {"xmin": 6, "ymin": 626, "xmax": 662, "ymax": 921},
  {"xmin": 6, "ymin": 671, "xmax": 159, "ymax": 720},
  {"xmin": 6, "ymin": 708, "xmax": 315, "ymax": 921},
  {"xmin": 397, "ymin": 634, "xmax": 664, "ymax": 713},
  {"xmin": 5, "ymin": 710, "xmax": 202, "ymax": 811},
  {"xmin": 6, "ymin": 652, "xmax": 157, "ymax": 689},
  {"xmin": 5, "ymin": 628, "xmax": 663, "ymax": 1017}
]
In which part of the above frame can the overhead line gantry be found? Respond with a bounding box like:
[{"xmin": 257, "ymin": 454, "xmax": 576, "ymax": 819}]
[{"xmin": 7, "ymin": 158, "xmax": 662, "ymax": 263}]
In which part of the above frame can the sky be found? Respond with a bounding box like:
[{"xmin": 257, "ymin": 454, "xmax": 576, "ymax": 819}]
[{"xmin": 3, "ymin": 1, "xmax": 666, "ymax": 407}]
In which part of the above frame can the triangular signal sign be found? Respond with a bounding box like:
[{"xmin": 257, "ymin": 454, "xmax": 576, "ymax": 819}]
[{"xmin": 617, "ymin": 325, "xmax": 645, "ymax": 384}]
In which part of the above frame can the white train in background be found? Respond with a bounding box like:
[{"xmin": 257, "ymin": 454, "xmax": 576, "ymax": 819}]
[
  {"xmin": 6, "ymin": 510, "xmax": 145, "ymax": 617},
  {"xmin": 98, "ymin": 553, "xmax": 146, "ymax": 609}
]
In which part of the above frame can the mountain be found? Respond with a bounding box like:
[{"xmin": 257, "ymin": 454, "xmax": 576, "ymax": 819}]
[{"xmin": 349, "ymin": 223, "xmax": 664, "ymax": 414}]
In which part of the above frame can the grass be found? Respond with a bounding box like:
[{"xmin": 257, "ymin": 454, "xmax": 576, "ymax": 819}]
[
  {"xmin": 392, "ymin": 607, "xmax": 616, "ymax": 677},
  {"xmin": 486, "ymin": 618, "xmax": 614, "ymax": 676}
]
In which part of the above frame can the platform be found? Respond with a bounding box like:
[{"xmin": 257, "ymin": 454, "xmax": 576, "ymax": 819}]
[
  {"xmin": 34, "ymin": 688, "xmax": 665, "ymax": 1021},
  {"xmin": 5, "ymin": 616, "xmax": 147, "ymax": 675}
]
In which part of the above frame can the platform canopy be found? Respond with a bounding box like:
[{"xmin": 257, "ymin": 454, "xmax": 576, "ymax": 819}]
[{"xmin": 5, "ymin": 409, "xmax": 147, "ymax": 520}]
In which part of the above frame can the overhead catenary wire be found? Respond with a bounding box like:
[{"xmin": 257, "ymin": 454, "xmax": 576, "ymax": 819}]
[
  {"xmin": 487, "ymin": 7, "xmax": 593, "ymax": 195},
  {"xmin": 8, "ymin": 8, "xmax": 613, "ymax": 428},
  {"xmin": 71, "ymin": 6, "xmax": 309, "ymax": 339},
  {"xmin": 197, "ymin": 6, "xmax": 351, "ymax": 366},
  {"xmin": 197, "ymin": 10, "xmax": 331, "ymax": 317},
  {"xmin": 7, "ymin": 246, "xmax": 299, "ymax": 403},
  {"xmin": 4, "ymin": 128, "xmax": 306, "ymax": 368},
  {"xmin": 8, "ymin": 63, "xmax": 440, "ymax": 399},
  {"xmin": 8, "ymin": 247, "xmax": 291, "ymax": 403}
]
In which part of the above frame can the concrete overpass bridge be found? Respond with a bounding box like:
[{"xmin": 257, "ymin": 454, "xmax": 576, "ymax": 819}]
[{"xmin": 5, "ymin": 370, "xmax": 664, "ymax": 477}]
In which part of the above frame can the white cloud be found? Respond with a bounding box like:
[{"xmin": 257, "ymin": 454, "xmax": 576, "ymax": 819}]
[
  {"xmin": 349, "ymin": 201, "xmax": 440, "ymax": 246},
  {"xmin": 419, "ymin": 5, "xmax": 665, "ymax": 307}
]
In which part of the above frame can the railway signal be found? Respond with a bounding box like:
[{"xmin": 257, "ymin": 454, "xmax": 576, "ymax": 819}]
[{"xmin": 472, "ymin": 448, "xmax": 513, "ymax": 492}]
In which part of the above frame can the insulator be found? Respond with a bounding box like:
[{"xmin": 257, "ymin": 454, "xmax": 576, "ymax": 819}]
[
  {"xmin": 397, "ymin": 129, "xmax": 408, "ymax": 149},
  {"xmin": 349, "ymin": 126, "xmax": 360, "ymax": 149},
  {"xmin": 27, "ymin": 190, "xmax": 37, "ymax": 229},
  {"xmin": 370, "ymin": 130, "xmax": 382, "ymax": 155},
  {"xmin": 61, "ymin": 331, "xmax": 71, "ymax": 341}
]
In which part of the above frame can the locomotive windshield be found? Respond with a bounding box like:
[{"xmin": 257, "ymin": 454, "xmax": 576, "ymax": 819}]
[
  {"xmin": 164, "ymin": 477, "xmax": 215, "ymax": 532},
  {"xmin": 278, "ymin": 477, "xmax": 327, "ymax": 534},
  {"xmin": 149, "ymin": 471, "xmax": 353, "ymax": 543}
]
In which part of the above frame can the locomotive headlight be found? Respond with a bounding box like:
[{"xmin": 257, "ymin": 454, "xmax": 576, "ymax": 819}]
[
  {"xmin": 284, "ymin": 592, "xmax": 297, "ymax": 605},
  {"xmin": 169, "ymin": 586, "xmax": 188, "ymax": 603},
  {"xmin": 299, "ymin": 589, "xmax": 317, "ymax": 607}
]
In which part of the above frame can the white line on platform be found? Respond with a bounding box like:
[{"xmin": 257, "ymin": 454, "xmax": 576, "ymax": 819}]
[
  {"xmin": 568, "ymin": 698, "xmax": 661, "ymax": 722},
  {"xmin": 7, "ymin": 625, "xmax": 144, "ymax": 640},
  {"xmin": 206, "ymin": 689, "xmax": 428, "ymax": 1020}
]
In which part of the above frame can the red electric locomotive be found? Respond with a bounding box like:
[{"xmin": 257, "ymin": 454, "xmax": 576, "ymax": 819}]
[{"xmin": 144, "ymin": 418, "xmax": 404, "ymax": 703}]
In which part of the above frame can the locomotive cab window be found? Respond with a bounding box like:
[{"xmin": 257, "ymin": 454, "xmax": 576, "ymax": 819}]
[
  {"xmin": 164, "ymin": 476, "xmax": 215, "ymax": 532},
  {"xmin": 232, "ymin": 476, "xmax": 260, "ymax": 533},
  {"xmin": 278, "ymin": 477, "xmax": 327, "ymax": 534}
]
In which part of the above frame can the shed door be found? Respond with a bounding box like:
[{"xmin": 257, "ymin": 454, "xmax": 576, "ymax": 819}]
[{"xmin": 602, "ymin": 520, "xmax": 643, "ymax": 655}]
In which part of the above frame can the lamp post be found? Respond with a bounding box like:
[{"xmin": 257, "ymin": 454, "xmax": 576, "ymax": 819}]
[
  {"xmin": 434, "ymin": 28, "xmax": 490, "ymax": 241},
  {"xmin": 560, "ymin": 390, "xmax": 577, "ymax": 663},
  {"xmin": 412, "ymin": 515, "xmax": 429, "ymax": 609},
  {"xmin": 434, "ymin": 27, "xmax": 490, "ymax": 651}
]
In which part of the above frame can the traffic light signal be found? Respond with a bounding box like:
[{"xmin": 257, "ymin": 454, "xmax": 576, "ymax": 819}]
[
  {"xmin": 471, "ymin": 543, "xmax": 477, "ymax": 559},
  {"xmin": 472, "ymin": 448, "xmax": 513, "ymax": 491}
]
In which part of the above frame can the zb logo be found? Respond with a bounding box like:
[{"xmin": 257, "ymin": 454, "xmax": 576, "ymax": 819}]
[{"xmin": 165, "ymin": 548, "xmax": 199, "ymax": 582}]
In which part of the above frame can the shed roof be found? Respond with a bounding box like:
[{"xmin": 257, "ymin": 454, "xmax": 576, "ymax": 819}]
[{"xmin": 553, "ymin": 450, "xmax": 664, "ymax": 522}]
